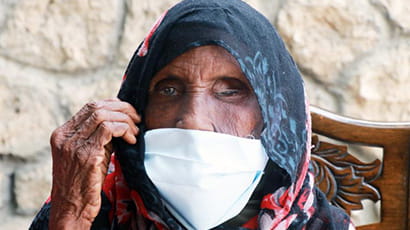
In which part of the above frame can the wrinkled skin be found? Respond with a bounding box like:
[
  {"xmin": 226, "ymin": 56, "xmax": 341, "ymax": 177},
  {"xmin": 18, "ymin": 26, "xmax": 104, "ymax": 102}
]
[
  {"xmin": 146, "ymin": 46, "xmax": 263, "ymax": 136},
  {"xmin": 49, "ymin": 99, "xmax": 140, "ymax": 229},
  {"xmin": 49, "ymin": 45, "xmax": 263, "ymax": 229}
]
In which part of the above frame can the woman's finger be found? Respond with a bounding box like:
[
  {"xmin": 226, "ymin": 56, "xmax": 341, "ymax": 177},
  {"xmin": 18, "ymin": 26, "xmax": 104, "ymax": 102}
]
[
  {"xmin": 65, "ymin": 99, "xmax": 141, "ymax": 132},
  {"xmin": 76, "ymin": 109, "xmax": 139, "ymax": 140},
  {"xmin": 64, "ymin": 101, "xmax": 101, "ymax": 130},
  {"xmin": 90, "ymin": 121, "xmax": 137, "ymax": 147},
  {"xmin": 93, "ymin": 100, "xmax": 141, "ymax": 123}
]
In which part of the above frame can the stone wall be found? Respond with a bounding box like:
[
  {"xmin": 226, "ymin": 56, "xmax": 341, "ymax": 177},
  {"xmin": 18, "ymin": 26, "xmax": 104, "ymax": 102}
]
[{"xmin": 0, "ymin": 0, "xmax": 408, "ymax": 229}]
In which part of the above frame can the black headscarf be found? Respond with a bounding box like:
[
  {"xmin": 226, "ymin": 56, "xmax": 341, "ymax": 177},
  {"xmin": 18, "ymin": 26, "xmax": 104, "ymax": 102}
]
[
  {"xmin": 30, "ymin": 0, "xmax": 353, "ymax": 229},
  {"xmin": 113, "ymin": 0, "xmax": 352, "ymax": 229}
]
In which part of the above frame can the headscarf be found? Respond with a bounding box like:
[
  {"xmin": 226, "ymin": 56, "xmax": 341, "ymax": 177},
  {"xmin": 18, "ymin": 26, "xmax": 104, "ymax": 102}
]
[{"xmin": 30, "ymin": 0, "xmax": 353, "ymax": 229}]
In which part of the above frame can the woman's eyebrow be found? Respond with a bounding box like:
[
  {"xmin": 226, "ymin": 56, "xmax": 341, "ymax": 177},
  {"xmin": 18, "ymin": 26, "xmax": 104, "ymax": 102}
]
[
  {"xmin": 160, "ymin": 75, "xmax": 181, "ymax": 80},
  {"xmin": 150, "ymin": 75, "xmax": 183, "ymax": 89},
  {"xmin": 153, "ymin": 75, "xmax": 183, "ymax": 84}
]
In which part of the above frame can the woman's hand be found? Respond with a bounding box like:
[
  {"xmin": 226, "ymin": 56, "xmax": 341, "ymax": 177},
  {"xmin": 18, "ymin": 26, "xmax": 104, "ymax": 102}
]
[{"xmin": 48, "ymin": 98, "xmax": 140, "ymax": 229}]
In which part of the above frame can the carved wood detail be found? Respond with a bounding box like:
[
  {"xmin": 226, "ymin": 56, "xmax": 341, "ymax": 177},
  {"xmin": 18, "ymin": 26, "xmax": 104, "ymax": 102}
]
[{"xmin": 311, "ymin": 135, "xmax": 382, "ymax": 214}]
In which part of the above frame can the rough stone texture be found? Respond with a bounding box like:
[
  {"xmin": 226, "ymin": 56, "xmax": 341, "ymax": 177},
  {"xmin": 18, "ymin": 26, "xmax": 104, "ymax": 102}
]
[
  {"xmin": 0, "ymin": 0, "xmax": 124, "ymax": 72},
  {"xmin": 372, "ymin": 0, "xmax": 410, "ymax": 33},
  {"xmin": 0, "ymin": 59, "xmax": 64, "ymax": 158},
  {"xmin": 303, "ymin": 75, "xmax": 339, "ymax": 112},
  {"xmin": 14, "ymin": 156, "xmax": 51, "ymax": 215},
  {"xmin": 120, "ymin": 0, "xmax": 180, "ymax": 66},
  {"xmin": 244, "ymin": 0, "xmax": 284, "ymax": 23},
  {"xmin": 0, "ymin": 172, "xmax": 6, "ymax": 209},
  {"xmin": 341, "ymin": 40, "xmax": 410, "ymax": 121},
  {"xmin": 0, "ymin": 0, "xmax": 409, "ymax": 229},
  {"xmin": 57, "ymin": 67, "xmax": 125, "ymax": 115},
  {"xmin": 0, "ymin": 0, "xmax": 19, "ymax": 31},
  {"xmin": 118, "ymin": 0, "xmax": 181, "ymax": 65},
  {"xmin": 1, "ymin": 216, "xmax": 33, "ymax": 230},
  {"xmin": 276, "ymin": 0, "xmax": 389, "ymax": 84}
]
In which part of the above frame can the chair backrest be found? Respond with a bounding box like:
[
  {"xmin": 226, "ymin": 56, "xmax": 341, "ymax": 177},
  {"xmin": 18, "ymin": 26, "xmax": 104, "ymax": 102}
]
[{"xmin": 310, "ymin": 106, "xmax": 410, "ymax": 230}]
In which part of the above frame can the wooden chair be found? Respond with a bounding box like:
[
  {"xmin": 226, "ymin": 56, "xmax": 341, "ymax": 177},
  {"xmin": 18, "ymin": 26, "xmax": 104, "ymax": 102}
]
[{"xmin": 310, "ymin": 106, "xmax": 410, "ymax": 230}]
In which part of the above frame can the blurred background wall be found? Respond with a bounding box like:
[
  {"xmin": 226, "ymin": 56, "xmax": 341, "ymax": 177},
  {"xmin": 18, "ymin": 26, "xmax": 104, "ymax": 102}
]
[{"xmin": 0, "ymin": 0, "xmax": 408, "ymax": 229}]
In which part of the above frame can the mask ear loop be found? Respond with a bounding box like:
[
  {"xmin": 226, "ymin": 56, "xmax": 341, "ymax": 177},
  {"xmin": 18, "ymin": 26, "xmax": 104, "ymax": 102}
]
[{"xmin": 245, "ymin": 134, "xmax": 256, "ymax": 139}]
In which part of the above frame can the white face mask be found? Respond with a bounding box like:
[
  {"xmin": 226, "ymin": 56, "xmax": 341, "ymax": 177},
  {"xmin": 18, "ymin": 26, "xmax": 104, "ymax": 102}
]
[{"xmin": 144, "ymin": 128, "xmax": 268, "ymax": 230}]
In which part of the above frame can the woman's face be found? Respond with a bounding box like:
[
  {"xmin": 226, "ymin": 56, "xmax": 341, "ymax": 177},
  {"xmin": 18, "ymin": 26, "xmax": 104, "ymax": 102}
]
[{"xmin": 145, "ymin": 45, "xmax": 263, "ymax": 138}]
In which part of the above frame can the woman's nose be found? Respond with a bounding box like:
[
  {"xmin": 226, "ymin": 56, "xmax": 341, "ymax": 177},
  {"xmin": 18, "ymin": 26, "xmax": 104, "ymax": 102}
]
[{"xmin": 175, "ymin": 95, "xmax": 215, "ymax": 132}]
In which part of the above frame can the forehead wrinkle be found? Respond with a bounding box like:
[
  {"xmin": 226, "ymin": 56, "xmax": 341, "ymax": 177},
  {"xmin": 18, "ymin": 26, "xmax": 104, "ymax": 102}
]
[
  {"xmin": 166, "ymin": 49, "xmax": 222, "ymax": 83},
  {"xmin": 158, "ymin": 46, "xmax": 247, "ymax": 87}
]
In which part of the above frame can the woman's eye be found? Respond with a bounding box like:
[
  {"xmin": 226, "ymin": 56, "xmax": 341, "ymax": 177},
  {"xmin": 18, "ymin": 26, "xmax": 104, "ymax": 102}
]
[
  {"xmin": 159, "ymin": 87, "xmax": 178, "ymax": 96},
  {"xmin": 216, "ymin": 89, "xmax": 240, "ymax": 97},
  {"xmin": 151, "ymin": 78, "xmax": 182, "ymax": 97},
  {"xmin": 213, "ymin": 78, "xmax": 249, "ymax": 101}
]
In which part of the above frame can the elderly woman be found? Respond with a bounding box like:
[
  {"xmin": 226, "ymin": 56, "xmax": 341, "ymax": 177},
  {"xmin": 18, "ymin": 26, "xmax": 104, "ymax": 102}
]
[{"xmin": 30, "ymin": 0, "xmax": 353, "ymax": 229}]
